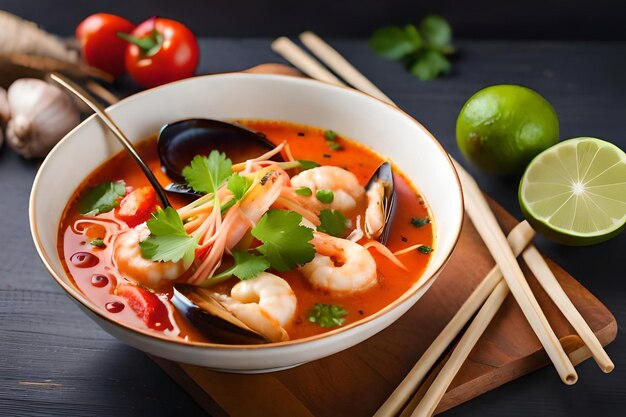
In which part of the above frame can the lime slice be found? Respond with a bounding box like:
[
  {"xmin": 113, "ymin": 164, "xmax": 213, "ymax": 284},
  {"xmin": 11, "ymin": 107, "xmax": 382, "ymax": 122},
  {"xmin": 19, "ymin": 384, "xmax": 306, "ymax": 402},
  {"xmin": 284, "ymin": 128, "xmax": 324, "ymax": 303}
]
[{"xmin": 519, "ymin": 137, "xmax": 626, "ymax": 245}]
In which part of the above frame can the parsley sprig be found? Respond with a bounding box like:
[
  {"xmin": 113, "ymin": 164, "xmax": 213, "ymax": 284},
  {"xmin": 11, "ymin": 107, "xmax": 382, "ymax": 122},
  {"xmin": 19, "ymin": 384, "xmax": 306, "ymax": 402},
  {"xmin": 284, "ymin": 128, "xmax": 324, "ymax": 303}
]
[
  {"xmin": 139, "ymin": 207, "xmax": 200, "ymax": 265},
  {"xmin": 369, "ymin": 15, "xmax": 454, "ymax": 81}
]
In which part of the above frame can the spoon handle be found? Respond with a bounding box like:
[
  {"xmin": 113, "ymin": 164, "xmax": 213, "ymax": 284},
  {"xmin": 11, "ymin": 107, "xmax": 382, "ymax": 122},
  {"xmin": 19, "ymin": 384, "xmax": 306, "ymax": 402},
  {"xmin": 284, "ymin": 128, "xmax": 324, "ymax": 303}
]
[{"xmin": 49, "ymin": 73, "xmax": 171, "ymax": 208}]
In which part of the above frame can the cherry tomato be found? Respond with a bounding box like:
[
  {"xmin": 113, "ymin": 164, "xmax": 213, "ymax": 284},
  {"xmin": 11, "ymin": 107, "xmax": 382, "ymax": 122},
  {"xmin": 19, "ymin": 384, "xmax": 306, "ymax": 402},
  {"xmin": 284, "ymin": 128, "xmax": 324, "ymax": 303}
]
[
  {"xmin": 116, "ymin": 284, "xmax": 173, "ymax": 330},
  {"xmin": 121, "ymin": 17, "xmax": 199, "ymax": 88},
  {"xmin": 115, "ymin": 186, "xmax": 157, "ymax": 227},
  {"xmin": 76, "ymin": 13, "xmax": 135, "ymax": 77}
]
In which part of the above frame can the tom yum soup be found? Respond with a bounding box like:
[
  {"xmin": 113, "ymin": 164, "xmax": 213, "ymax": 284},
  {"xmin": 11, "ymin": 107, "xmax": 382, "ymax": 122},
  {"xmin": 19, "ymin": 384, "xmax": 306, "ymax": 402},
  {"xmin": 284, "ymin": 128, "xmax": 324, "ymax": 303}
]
[{"xmin": 59, "ymin": 120, "xmax": 434, "ymax": 344}]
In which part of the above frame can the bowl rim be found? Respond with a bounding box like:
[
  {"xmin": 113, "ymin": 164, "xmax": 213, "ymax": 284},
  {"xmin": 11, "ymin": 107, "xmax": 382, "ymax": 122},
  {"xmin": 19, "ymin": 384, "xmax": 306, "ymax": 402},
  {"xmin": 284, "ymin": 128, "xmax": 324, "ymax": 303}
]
[{"xmin": 29, "ymin": 72, "xmax": 464, "ymax": 351}]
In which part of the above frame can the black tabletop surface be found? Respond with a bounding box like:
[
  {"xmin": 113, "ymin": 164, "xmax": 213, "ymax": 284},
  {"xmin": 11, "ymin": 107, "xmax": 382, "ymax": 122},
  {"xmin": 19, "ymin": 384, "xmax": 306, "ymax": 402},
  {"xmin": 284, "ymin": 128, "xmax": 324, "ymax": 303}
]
[{"xmin": 0, "ymin": 38, "xmax": 624, "ymax": 417}]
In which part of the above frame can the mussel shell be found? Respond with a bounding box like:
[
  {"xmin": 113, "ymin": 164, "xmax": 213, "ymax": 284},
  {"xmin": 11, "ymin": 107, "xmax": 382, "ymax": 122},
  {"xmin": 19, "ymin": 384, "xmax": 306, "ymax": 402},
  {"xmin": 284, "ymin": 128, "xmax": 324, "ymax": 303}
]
[
  {"xmin": 173, "ymin": 286, "xmax": 268, "ymax": 345},
  {"xmin": 157, "ymin": 118, "xmax": 281, "ymax": 183},
  {"xmin": 365, "ymin": 161, "xmax": 397, "ymax": 244}
]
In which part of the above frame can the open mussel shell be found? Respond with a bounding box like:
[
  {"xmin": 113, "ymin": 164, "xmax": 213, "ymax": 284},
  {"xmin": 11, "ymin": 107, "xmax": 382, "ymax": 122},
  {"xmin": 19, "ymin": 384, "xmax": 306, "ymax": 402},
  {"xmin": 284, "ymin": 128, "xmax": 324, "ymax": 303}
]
[
  {"xmin": 365, "ymin": 161, "xmax": 397, "ymax": 245},
  {"xmin": 157, "ymin": 118, "xmax": 281, "ymax": 186},
  {"xmin": 173, "ymin": 285, "xmax": 268, "ymax": 345}
]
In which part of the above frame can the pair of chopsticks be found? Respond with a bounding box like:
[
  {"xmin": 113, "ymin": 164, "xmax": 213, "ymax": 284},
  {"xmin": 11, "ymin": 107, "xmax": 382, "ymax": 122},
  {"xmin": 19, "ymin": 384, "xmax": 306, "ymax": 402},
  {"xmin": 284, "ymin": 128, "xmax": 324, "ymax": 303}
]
[{"xmin": 271, "ymin": 32, "xmax": 614, "ymax": 416}]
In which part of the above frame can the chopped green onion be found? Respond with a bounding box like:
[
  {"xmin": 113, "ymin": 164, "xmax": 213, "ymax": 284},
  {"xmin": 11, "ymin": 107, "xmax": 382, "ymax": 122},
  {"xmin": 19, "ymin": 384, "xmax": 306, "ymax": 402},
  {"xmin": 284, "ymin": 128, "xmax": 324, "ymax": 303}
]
[
  {"xmin": 327, "ymin": 141, "xmax": 343, "ymax": 151},
  {"xmin": 90, "ymin": 238, "xmax": 105, "ymax": 248},
  {"xmin": 295, "ymin": 186, "xmax": 313, "ymax": 196},
  {"xmin": 410, "ymin": 217, "xmax": 430, "ymax": 227},
  {"xmin": 324, "ymin": 130, "xmax": 338, "ymax": 141},
  {"xmin": 417, "ymin": 245, "xmax": 433, "ymax": 254},
  {"xmin": 316, "ymin": 189, "xmax": 334, "ymax": 204}
]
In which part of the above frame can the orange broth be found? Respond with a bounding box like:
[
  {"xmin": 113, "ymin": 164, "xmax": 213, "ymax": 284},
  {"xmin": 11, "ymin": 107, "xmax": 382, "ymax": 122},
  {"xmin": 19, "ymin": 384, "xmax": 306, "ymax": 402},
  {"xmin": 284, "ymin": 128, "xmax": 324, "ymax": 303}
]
[{"xmin": 59, "ymin": 120, "xmax": 434, "ymax": 343}]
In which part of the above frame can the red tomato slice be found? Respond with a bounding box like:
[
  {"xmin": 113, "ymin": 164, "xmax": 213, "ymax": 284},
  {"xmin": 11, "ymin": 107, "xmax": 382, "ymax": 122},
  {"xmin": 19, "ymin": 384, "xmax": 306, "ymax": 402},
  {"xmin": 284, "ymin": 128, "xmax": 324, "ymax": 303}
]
[
  {"xmin": 116, "ymin": 187, "xmax": 157, "ymax": 227},
  {"xmin": 76, "ymin": 13, "xmax": 135, "ymax": 77},
  {"xmin": 116, "ymin": 284, "xmax": 173, "ymax": 331}
]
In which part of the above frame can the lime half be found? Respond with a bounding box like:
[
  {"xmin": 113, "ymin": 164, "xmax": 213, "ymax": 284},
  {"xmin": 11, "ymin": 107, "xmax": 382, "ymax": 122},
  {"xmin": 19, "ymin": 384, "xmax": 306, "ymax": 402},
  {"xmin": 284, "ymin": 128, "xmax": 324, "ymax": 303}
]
[{"xmin": 519, "ymin": 137, "xmax": 626, "ymax": 245}]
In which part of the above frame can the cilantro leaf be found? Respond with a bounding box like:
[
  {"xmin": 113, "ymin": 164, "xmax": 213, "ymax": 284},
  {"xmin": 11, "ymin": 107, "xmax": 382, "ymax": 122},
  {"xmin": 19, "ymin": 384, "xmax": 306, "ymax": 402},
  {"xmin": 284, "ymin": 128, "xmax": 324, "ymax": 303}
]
[
  {"xmin": 226, "ymin": 251, "xmax": 270, "ymax": 280},
  {"xmin": 140, "ymin": 207, "xmax": 199, "ymax": 264},
  {"xmin": 90, "ymin": 238, "xmax": 105, "ymax": 248},
  {"xmin": 78, "ymin": 181, "xmax": 126, "ymax": 215},
  {"xmin": 369, "ymin": 26, "xmax": 420, "ymax": 60},
  {"xmin": 410, "ymin": 50, "xmax": 451, "ymax": 81},
  {"xmin": 324, "ymin": 130, "xmax": 338, "ymax": 141},
  {"xmin": 420, "ymin": 15, "xmax": 452, "ymax": 49},
  {"xmin": 298, "ymin": 160, "xmax": 321, "ymax": 171},
  {"xmin": 251, "ymin": 209, "xmax": 315, "ymax": 272},
  {"xmin": 317, "ymin": 209, "xmax": 348, "ymax": 237},
  {"xmin": 307, "ymin": 303, "xmax": 348, "ymax": 328},
  {"xmin": 418, "ymin": 245, "xmax": 433, "ymax": 254},
  {"xmin": 182, "ymin": 151, "xmax": 232, "ymax": 194},
  {"xmin": 227, "ymin": 174, "xmax": 253, "ymax": 200}
]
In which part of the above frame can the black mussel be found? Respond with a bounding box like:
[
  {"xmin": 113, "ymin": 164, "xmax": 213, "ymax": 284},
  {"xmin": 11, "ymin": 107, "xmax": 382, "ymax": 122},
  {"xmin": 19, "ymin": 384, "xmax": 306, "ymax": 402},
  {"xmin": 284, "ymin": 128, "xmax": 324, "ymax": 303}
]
[
  {"xmin": 173, "ymin": 286, "xmax": 268, "ymax": 345},
  {"xmin": 157, "ymin": 118, "xmax": 282, "ymax": 188},
  {"xmin": 364, "ymin": 162, "xmax": 397, "ymax": 244}
]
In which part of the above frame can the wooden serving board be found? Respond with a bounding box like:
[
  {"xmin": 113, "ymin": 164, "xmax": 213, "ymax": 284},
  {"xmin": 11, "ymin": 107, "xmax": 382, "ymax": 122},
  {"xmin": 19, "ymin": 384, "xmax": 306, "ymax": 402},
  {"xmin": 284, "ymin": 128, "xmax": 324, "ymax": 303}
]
[{"xmin": 150, "ymin": 65, "xmax": 617, "ymax": 416}]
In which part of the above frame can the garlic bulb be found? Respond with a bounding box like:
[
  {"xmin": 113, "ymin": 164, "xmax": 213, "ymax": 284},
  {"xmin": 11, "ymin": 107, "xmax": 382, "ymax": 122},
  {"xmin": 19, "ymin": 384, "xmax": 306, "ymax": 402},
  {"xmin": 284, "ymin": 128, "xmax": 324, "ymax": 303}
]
[
  {"xmin": 0, "ymin": 87, "xmax": 9, "ymax": 148},
  {"xmin": 5, "ymin": 78, "xmax": 80, "ymax": 159}
]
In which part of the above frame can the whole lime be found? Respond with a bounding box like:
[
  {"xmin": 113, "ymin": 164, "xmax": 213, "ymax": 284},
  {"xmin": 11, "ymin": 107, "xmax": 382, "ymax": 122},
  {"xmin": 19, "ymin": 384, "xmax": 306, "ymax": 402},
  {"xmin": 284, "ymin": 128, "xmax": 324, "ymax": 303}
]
[{"xmin": 456, "ymin": 85, "xmax": 559, "ymax": 175}]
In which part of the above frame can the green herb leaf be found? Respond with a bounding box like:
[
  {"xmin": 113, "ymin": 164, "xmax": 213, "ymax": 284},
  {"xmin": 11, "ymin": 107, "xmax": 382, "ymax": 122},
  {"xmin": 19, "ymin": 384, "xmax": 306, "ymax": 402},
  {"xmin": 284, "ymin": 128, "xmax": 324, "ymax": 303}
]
[
  {"xmin": 78, "ymin": 181, "xmax": 126, "ymax": 215},
  {"xmin": 295, "ymin": 186, "xmax": 313, "ymax": 196},
  {"xmin": 251, "ymin": 209, "xmax": 315, "ymax": 272},
  {"xmin": 317, "ymin": 209, "xmax": 348, "ymax": 237},
  {"xmin": 410, "ymin": 50, "xmax": 451, "ymax": 81},
  {"xmin": 369, "ymin": 26, "xmax": 420, "ymax": 60},
  {"xmin": 327, "ymin": 141, "xmax": 343, "ymax": 151},
  {"xmin": 298, "ymin": 160, "xmax": 321, "ymax": 171},
  {"xmin": 209, "ymin": 250, "xmax": 270, "ymax": 282},
  {"xmin": 182, "ymin": 151, "xmax": 233, "ymax": 194},
  {"xmin": 90, "ymin": 238, "xmax": 105, "ymax": 248},
  {"xmin": 324, "ymin": 130, "xmax": 338, "ymax": 141},
  {"xmin": 139, "ymin": 207, "xmax": 199, "ymax": 264},
  {"xmin": 227, "ymin": 174, "xmax": 253, "ymax": 200},
  {"xmin": 307, "ymin": 303, "xmax": 348, "ymax": 328},
  {"xmin": 404, "ymin": 24, "xmax": 423, "ymax": 50},
  {"xmin": 420, "ymin": 15, "xmax": 452, "ymax": 49},
  {"xmin": 316, "ymin": 189, "xmax": 334, "ymax": 204},
  {"xmin": 410, "ymin": 217, "xmax": 430, "ymax": 227},
  {"xmin": 417, "ymin": 245, "xmax": 433, "ymax": 254}
]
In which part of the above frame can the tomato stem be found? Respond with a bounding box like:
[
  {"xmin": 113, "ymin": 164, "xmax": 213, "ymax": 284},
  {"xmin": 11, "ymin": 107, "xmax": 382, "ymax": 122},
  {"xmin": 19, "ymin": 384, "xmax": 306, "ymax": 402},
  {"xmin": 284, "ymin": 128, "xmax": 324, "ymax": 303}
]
[{"xmin": 118, "ymin": 29, "xmax": 163, "ymax": 57}]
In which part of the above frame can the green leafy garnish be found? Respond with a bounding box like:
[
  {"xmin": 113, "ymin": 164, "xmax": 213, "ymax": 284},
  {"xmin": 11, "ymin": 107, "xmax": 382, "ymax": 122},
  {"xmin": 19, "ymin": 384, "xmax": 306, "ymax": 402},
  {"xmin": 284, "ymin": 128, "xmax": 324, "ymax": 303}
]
[
  {"xmin": 295, "ymin": 186, "xmax": 313, "ymax": 196},
  {"xmin": 317, "ymin": 209, "xmax": 348, "ymax": 237},
  {"xmin": 410, "ymin": 217, "xmax": 430, "ymax": 227},
  {"xmin": 90, "ymin": 238, "xmax": 105, "ymax": 248},
  {"xmin": 208, "ymin": 251, "xmax": 270, "ymax": 283},
  {"xmin": 139, "ymin": 207, "xmax": 199, "ymax": 264},
  {"xmin": 182, "ymin": 151, "xmax": 232, "ymax": 194},
  {"xmin": 418, "ymin": 245, "xmax": 433, "ymax": 254},
  {"xmin": 307, "ymin": 303, "xmax": 348, "ymax": 328},
  {"xmin": 324, "ymin": 130, "xmax": 338, "ymax": 141},
  {"xmin": 369, "ymin": 15, "xmax": 454, "ymax": 81},
  {"xmin": 78, "ymin": 181, "xmax": 126, "ymax": 215},
  {"xmin": 316, "ymin": 189, "xmax": 334, "ymax": 204},
  {"xmin": 251, "ymin": 209, "xmax": 315, "ymax": 272},
  {"xmin": 327, "ymin": 141, "xmax": 343, "ymax": 151},
  {"xmin": 227, "ymin": 173, "xmax": 253, "ymax": 200},
  {"xmin": 298, "ymin": 160, "xmax": 321, "ymax": 171}
]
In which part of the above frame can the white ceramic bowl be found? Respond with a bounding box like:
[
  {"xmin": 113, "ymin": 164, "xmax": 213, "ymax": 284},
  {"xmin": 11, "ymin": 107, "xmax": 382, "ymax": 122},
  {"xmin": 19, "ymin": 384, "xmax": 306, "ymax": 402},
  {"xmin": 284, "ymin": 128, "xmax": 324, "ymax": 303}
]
[{"xmin": 30, "ymin": 73, "xmax": 463, "ymax": 373}]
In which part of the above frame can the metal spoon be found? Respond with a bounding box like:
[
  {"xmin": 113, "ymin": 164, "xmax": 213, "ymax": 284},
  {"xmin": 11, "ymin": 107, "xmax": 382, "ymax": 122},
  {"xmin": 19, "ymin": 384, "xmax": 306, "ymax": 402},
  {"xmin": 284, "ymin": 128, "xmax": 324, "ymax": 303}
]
[{"xmin": 49, "ymin": 73, "xmax": 171, "ymax": 209}]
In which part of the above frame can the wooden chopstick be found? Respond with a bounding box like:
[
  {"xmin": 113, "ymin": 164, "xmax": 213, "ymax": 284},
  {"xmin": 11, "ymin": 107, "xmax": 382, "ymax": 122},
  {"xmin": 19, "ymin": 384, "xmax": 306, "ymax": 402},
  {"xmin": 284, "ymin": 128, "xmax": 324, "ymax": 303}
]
[
  {"xmin": 271, "ymin": 37, "xmax": 344, "ymax": 86},
  {"xmin": 374, "ymin": 221, "xmax": 536, "ymax": 417},
  {"xmin": 274, "ymin": 33, "xmax": 577, "ymax": 384}
]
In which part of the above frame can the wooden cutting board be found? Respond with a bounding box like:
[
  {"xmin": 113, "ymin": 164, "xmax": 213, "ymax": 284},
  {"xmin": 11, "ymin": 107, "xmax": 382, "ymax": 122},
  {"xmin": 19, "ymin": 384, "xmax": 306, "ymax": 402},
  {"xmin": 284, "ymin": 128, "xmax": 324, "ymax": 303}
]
[{"xmin": 150, "ymin": 65, "xmax": 617, "ymax": 416}]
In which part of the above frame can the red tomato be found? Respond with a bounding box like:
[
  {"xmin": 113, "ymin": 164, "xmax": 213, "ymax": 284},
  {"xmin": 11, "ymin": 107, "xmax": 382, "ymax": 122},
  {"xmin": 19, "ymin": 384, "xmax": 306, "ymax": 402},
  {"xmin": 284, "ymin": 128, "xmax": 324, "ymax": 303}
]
[
  {"xmin": 76, "ymin": 13, "xmax": 135, "ymax": 77},
  {"xmin": 116, "ymin": 187, "xmax": 157, "ymax": 227},
  {"xmin": 116, "ymin": 284, "xmax": 173, "ymax": 330},
  {"xmin": 122, "ymin": 17, "xmax": 199, "ymax": 88}
]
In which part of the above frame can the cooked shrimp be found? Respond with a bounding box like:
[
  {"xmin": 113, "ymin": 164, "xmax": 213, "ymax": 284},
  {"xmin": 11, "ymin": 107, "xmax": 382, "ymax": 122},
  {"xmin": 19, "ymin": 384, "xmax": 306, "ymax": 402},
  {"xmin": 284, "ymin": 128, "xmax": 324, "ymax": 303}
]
[
  {"xmin": 113, "ymin": 223, "xmax": 190, "ymax": 288},
  {"xmin": 218, "ymin": 272, "xmax": 297, "ymax": 342},
  {"xmin": 290, "ymin": 166, "xmax": 365, "ymax": 217},
  {"xmin": 299, "ymin": 232, "xmax": 377, "ymax": 294}
]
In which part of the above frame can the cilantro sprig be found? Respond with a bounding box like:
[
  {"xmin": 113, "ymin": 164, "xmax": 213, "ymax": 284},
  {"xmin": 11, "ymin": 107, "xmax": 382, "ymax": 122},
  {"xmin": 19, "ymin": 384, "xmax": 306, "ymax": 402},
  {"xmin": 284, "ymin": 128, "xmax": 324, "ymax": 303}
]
[
  {"xmin": 139, "ymin": 207, "xmax": 199, "ymax": 265},
  {"xmin": 78, "ymin": 181, "xmax": 126, "ymax": 215},
  {"xmin": 307, "ymin": 303, "xmax": 348, "ymax": 328},
  {"xmin": 317, "ymin": 209, "xmax": 348, "ymax": 237},
  {"xmin": 369, "ymin": 15, "xmax": 454, "ymax": 81},
  {"xmin": 182, "ymin": 151, "xmax": 232, "ymax": 195}
]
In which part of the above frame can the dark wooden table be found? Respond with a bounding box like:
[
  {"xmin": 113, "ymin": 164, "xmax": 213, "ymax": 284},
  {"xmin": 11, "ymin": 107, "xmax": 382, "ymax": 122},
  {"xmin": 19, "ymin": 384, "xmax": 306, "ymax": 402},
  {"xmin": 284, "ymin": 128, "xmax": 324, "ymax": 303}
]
[{"xmin": 1, "ymin": 39, "xmax": 624, "ymax": 416}]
